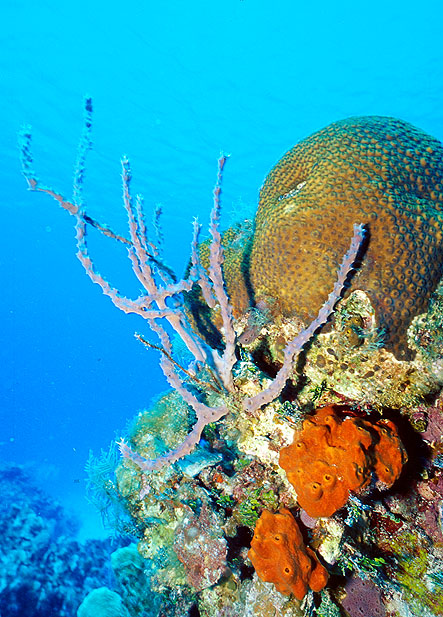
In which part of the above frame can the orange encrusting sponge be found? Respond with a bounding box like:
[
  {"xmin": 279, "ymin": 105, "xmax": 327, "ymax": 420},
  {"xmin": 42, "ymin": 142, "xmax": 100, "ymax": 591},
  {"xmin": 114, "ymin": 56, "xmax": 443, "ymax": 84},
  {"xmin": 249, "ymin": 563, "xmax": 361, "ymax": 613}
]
[
  {"xmin": 248, "ymin": 508, "xmax": 328, "ymax": 599},
  {"xmin": 279, "ymin": 406, "xmax": 407, "ymax": 518}
]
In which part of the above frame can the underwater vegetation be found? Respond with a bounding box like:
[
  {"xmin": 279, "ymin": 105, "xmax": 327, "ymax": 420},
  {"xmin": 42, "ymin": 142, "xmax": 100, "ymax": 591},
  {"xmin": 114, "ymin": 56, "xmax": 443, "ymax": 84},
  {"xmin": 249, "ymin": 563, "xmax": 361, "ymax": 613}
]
[{"xmin": 21, "ymin": 101, "xmax": 443, "ymax": 616}]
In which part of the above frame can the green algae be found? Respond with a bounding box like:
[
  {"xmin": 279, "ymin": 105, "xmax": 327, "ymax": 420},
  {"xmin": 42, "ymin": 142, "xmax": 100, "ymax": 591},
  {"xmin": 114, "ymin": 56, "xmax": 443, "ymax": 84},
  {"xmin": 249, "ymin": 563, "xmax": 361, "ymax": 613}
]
[{"xmin": 233, "ymin": 486, "xmax": 279, "ymax": 528}]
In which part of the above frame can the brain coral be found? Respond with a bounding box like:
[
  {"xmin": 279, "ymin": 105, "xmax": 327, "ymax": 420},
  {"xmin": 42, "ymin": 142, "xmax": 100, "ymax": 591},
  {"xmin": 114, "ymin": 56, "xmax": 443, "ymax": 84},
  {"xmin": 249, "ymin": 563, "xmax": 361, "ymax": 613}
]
[
  {"xmin": 279, "ymin": 406, "xmax": 408, "ymax": 518},
  {"xmin": 247, "ymin": 116, "xmax": 443, "ymax": 359},
  {"xmin": 248, "ymin": 508, "xmax": 328, "ymax": 599}
]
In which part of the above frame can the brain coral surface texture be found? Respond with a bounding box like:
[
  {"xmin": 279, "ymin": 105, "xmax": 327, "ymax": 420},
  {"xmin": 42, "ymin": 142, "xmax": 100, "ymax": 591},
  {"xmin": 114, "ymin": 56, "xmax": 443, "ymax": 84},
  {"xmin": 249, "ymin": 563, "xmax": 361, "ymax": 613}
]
[
  {"xmin": 248, "ymin": 508, "xmax": 328, "ymax": 599},
  {"xmin": 249, "ymin": 116, "xmax": 443, "ymax": 358},
  {"xmin": 279, "ymin": 406, "xmax": 408, "ymax": 518}
]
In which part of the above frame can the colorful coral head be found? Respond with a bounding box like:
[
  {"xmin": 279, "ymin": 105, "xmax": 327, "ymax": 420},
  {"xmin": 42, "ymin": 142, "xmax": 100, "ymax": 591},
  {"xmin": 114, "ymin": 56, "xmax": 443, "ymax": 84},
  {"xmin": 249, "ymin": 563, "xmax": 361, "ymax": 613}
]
[
  {"xmin": 248, "ymin": 508, "xmax": 328, "ymax": 600},
  {"xmin": 279, "ymin": 406, "xmax": 408, "ymax": 518}
]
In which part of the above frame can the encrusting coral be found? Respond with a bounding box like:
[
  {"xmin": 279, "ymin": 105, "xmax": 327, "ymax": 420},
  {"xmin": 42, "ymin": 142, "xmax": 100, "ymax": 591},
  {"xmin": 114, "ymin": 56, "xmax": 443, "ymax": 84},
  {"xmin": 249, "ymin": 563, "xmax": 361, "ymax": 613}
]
[
  {"xmin": 279, "ymin": 406, "xmax": 408, "ymax": 518},
  {"xmin": 248, "ymin": 508, "xmax": 328, "ymax": 600}
]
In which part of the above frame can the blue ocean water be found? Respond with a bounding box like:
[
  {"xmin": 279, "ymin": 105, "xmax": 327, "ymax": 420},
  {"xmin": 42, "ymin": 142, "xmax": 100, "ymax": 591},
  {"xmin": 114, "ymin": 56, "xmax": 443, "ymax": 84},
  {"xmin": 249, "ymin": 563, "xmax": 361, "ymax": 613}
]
[{"xmin": 1, "ymin": 0, "xmax": 443, "ymax": 608}]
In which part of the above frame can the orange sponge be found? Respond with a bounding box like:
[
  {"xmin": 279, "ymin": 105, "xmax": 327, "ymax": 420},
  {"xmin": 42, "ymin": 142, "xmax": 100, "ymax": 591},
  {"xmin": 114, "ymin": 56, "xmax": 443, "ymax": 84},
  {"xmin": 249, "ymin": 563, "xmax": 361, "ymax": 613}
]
[
  {"xmin": 371, "ymin": 419, "xmax": 407, "ymax": 487},
  {"xmin": 279, "ymin": 406, "xmax": 407, "ymax": 518},
  {"xmin": 248, "ymin": 508, "xmax": 328, "ymax": 599}
]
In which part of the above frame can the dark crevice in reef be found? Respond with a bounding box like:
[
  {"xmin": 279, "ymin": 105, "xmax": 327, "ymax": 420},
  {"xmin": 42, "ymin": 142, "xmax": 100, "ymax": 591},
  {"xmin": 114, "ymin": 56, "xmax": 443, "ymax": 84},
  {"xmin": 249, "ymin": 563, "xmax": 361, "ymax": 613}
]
[
  {"xmin": 380, "ymin": 408, "xmax": 431, "ymax": 496},
  {"xmin": 227, "ymin": 526, "xmax": 255, "ymax": 581},
  {"xmin": 188, "ymin": 603, "xmax": 200, "ymax": 617}
]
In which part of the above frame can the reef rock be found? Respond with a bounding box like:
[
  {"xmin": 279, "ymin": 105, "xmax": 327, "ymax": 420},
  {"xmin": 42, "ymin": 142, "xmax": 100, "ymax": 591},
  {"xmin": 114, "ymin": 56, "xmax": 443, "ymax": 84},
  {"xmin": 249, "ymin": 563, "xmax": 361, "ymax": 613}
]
[{"xmin": 173, "ymin": 502, "xmax": 227, "ymax": 591}]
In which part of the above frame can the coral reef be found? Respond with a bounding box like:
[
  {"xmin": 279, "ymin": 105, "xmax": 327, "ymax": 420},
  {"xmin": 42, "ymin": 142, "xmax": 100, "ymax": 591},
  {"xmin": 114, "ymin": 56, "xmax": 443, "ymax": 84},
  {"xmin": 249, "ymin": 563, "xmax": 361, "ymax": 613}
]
[
  {"xmin": 248, "ymin": 508, "xmax": 328, "ymax": 599},
  {"xmin": 77, "ymin": 543, "xmax": 163, "ymax": 616},
  {"xmin": 0, "ymin": 464, "xmax": 116, "ymax": 617},
  {"xmin": 21, "ymin": 105, "xmax": 443, "ymax": 617},
  {"xmin": 279, "ymin": 406, "xmax": 407, "ymax": 517},
  {"xmin": 20, "ymin": 100, "xmax": 365, "ymax": 473}
]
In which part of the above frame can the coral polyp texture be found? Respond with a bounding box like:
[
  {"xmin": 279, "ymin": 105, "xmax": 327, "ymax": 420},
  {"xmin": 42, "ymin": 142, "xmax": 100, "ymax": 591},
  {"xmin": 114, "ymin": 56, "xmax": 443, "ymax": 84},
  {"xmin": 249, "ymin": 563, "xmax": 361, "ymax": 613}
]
[
  {"xmin": 248, "ymin": 508, "xmax": 328, "ymax": 600},
  {"xmin": 279, "ymin": 406, "xmax": 408, "ymax": 518},
  {"xmin": 249, "ymin": 116, "xmax": 443, "ymax": 358},
  {"xmin": 21, "ymin": 104, "xmax": 443, "ymax": 617}
]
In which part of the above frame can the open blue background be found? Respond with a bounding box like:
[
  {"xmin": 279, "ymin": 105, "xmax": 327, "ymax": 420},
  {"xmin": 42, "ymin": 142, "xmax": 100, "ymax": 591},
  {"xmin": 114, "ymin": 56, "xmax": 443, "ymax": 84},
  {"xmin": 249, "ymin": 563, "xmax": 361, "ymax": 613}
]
[{"xmin": 2, "ymin": 0, "xmax": 443, "ymax": 536}]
